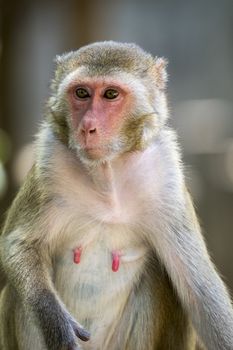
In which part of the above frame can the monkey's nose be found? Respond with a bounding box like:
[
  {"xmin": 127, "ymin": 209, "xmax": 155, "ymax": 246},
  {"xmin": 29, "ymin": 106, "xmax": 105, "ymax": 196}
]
[
  {"xmin": 89, "ymin": 128, "xmax": 96, "ymax": 134},
  {"xmin": 81, "ymin": 120, "xmax": 97, "ymax": 138},
  {"xmin": 81, "ymin": 127, "xmax": 96, "ymax": 136}
]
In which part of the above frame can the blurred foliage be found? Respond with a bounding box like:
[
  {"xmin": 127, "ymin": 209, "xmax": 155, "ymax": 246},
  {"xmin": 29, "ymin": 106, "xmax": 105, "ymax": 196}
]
[{"xmin": 0, "ymin": 129, "xmax": 12, "ymax": 164}]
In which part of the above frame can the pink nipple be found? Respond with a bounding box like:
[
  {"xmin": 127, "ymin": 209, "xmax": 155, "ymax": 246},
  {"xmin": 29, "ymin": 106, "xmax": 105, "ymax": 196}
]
[
  {"xmin": 112, "ymin": 250, "xmax": 121, "ymax": 272},
  {"xmin": 73, "ymin": 247, "xmax": 82, "ymax": 264}
]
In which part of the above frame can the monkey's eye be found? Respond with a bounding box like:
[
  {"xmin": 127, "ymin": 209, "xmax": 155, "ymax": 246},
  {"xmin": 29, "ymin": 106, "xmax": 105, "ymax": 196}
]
[
  {"xmin": 104, "ymin": 89, "xmax": 119, "ymax": 100},
  {"xmin": 75, "ymin": 88, "xmax": 90, "ymax": 99}
]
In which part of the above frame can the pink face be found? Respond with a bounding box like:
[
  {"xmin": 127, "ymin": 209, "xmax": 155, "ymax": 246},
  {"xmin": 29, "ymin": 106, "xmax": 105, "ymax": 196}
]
[{"xmin": 67, "ymin": 78, "xmax": 133, "ymax": 160}]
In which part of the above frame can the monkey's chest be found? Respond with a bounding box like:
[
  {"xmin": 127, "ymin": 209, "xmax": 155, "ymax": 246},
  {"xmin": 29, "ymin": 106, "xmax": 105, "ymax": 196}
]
[{"xmin": 53, "ymin": 226, "xmax": 147, "ymax": 348}]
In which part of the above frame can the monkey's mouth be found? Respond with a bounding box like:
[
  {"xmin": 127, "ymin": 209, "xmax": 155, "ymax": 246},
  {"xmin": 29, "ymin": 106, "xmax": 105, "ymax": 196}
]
[
  {"xmin": 82, "ymin": 145, "xmax": 107, "ymax": 159},
  {"xmin": 77, "ymin": 139, "xmax": 119, "ymax": 161}
]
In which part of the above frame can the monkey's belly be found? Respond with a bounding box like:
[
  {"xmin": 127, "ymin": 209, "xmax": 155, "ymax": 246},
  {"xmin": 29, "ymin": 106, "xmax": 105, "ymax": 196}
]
[{"xmin": 53, "ymin": 234, "xmax": 148, "ymax": 349}]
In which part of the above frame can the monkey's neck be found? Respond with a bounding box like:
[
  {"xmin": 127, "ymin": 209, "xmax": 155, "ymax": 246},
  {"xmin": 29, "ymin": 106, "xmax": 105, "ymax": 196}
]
[
  {"xmin": 89, "ymin": 160, "xmax": 120, "ymax": 209},
  {"xmin": 92, "ymin": 161, "xmax": 115, "ymax": 191}
]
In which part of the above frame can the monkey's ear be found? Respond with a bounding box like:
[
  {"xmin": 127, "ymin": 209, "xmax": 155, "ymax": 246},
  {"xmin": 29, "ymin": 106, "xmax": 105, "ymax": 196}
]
[
  {"xmin": 54, "ymin": 51, "xmax": 75, "ymax": 65},
  {"xmin": 152, "ymin": 57, "xmax": 168, "ymax": 90},
  {"xmin": 54, "ymin": 53, "xmax": 68, "ymax": 67},
  {"xmin": 51, "ymin": 54, "xmax": 72, "ymax": 94},
  {"xmin": 55, "ymin": 55, "xmax": 62, "ymax": 64}
]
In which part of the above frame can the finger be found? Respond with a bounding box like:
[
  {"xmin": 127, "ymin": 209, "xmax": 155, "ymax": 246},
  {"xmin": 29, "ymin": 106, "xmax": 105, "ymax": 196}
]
[{"xmin": 74, "ymin": 327, "xmax": 91, "ymax": 342}]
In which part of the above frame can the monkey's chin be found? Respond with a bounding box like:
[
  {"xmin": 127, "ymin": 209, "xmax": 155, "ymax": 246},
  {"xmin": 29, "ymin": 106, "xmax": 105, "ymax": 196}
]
[
  {"xmin": 77, "ymin": 146, "xmax": 115, "ymax": 166},
  {"xmin": 84, "ymin": 147, "xmax": 105, "ymax": 159}
]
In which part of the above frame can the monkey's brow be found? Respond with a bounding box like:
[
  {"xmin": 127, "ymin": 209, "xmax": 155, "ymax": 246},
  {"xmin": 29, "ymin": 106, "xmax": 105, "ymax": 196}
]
[
  {"xmin": 66, "ymin": 77, "xmax": 130, "ymax": 87},
  {"xmin": 59, "ymin": 68, "xmax": 144, "ymax": 93}
]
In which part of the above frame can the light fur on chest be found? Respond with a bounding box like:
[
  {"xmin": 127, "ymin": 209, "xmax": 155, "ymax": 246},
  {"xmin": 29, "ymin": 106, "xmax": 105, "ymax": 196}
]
[
  {"xmin": 39, "ymin": 139, "xmax": 183, "ymax": 348},
  {"xmin": 52, "ymin": 222, "xmax": 148, "ymax": 349}
]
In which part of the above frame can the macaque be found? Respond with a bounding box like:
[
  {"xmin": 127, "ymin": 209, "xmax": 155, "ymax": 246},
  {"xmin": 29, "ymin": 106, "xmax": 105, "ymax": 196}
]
[{"xmin": 0, "ymin": 41, "xmax": 233, "ymax": 350}]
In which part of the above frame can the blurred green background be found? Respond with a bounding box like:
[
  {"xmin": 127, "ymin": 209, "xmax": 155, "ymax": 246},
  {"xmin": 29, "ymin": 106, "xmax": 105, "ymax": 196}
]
[{"xmin": 1, "ymin": 0, "xmax": 233, "ymax": 291}]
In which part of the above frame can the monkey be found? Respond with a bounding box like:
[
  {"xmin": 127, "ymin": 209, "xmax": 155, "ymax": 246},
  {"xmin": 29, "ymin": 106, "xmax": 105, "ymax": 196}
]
[{"xmin": 0, "ymin": 41, "xmax": 233, "ymax": 350}]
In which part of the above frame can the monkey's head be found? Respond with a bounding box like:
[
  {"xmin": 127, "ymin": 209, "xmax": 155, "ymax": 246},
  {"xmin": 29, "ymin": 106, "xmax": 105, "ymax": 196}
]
[{"xmin": 48, "ymin": 41, "xmax": 168, "ymax": 165}]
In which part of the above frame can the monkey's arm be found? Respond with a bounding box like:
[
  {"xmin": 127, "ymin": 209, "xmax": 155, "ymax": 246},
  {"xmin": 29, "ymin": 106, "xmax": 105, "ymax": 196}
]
[
  {"xmin": 0, "ymin": 169, "xmax": 90, "ymax": 350},
  {"xmin": 0, "ymin": 263, "xmax": 6, "ymax": 292},
  {"xmin": 148, "ymin": 189, "xmax": 233, "ymax": 350}
]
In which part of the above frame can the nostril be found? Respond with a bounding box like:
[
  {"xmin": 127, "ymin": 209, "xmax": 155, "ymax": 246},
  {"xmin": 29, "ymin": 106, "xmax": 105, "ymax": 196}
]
[{"xmin": 81, "ymin": 125, "xmax": 96, "ymax": 137}]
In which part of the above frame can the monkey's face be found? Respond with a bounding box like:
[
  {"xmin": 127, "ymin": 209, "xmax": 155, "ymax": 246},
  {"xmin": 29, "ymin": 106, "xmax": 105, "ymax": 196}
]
[
  {"xmin": 67, "ymin": 77, "xmax": 132, "ymax": 161},
  {"xmin": 50, "ymin": 43, "xmax": 168, "ymax": 165},
  {"xmin": 60, "ymin": 70, "xmax": 157, "ymax": 164}
]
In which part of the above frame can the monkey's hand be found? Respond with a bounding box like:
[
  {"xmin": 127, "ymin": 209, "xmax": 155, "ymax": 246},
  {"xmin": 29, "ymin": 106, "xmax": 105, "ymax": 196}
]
[{"xmin": 34, "ymin": 289, "xmax": 90, "ymax": 350}]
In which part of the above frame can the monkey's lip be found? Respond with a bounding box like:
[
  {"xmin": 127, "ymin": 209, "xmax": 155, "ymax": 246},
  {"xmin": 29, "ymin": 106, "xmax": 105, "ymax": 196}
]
[{"xmin": 82, "ymin": 146, "xmax": 106, "ymax": 158}]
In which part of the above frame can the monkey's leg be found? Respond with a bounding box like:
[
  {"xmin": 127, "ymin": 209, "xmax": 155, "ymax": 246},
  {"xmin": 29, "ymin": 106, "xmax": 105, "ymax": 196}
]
[
  {"xmin": 0, "ymin": 285, "xmax": 46, "ymax": 350},
  {"xmin": 0, "ymin": 230, "xmax": 90, "ymax": 350},
  {"xmin": 146, "ymin": 191, "xmax": 233, "ymax": 350},
  {"xmin": 103, "ymin": 255, "xmax": 196, "ymax": 350},
  {"xmin": 0, "ymin": 286, "xmax": 19, "ymax": 350}
]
